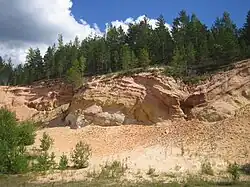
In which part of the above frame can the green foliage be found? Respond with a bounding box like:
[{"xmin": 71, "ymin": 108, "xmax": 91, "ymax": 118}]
[
  {"xmin": 58, "ymin": 154, "xmax": 69, "ymax": 170},
  {"xmin": 32, "ymin": 133, "xmax": 56, "ymax": 172},
  {"xmin": 210, "ymin": 12, "xmax": 240, "ymax": 62},
  {"xmin": 71, "ymin": 141, "xmax": 91, "ymax": 169},
  {"xmin": 2, "ymin": 10, "xmax": 250, "ymax": 86},
  {"xmin": 18, "ymin": 121, "xmax": 36, "ymax": 146},
  {"xmin": 98, "ymin": 160, "xmax": 127, "ymax": 179},
  {"xmin": 0, "ymin": 108, "xmax": 36, "ymax": 174},
  {"xmin": 33, "ymin": 151, "xmax": 56, "ymax": 172},
  {"xmin": 66, "ymin": 56, "xmax": 86, "ymax": 88},
  {"xmin": 120, "ymin": 44, "xmax": 131, "ymax": 71},
  {"xmin": 40, "ymin": 132, "xmax": 54, "ymax": 152},
  {"xmin": 138, "ymin": 48, "xmax": 151, "ymax": 68},
  {"xmin": 227, "ymin": 162, "xmax": 240, "ymax": 181}
]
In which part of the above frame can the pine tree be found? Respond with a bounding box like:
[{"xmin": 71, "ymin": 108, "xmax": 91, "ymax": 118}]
[
  {"xmin": 188, "ymin": 14, "xmax": 209, "ymax": 63},
  {"xmin": 172, "ymin": 10, "xmax": 190, "ymax": 48},
  {"xmin": 241, "ymin": 10, "xmax": 250, "ymax": 45},
  {"xmin": 33, "ymin": 48, "xmax": 44, "ymax": 81},
  {"xmin": 79, "ymin": 56, "xmax": 86, "ymax": 78},
  {"xmin": 138, "ymin": 48, "xmax": 150, "ymax": 68},
  {"xmin": 26, "ymin": 48, "xmax": 36, "ymax": 83},
  {"xmin": 167, "ymin": 47, "xmax": 186, "ymax": 77},
  {"xmin": 73, "ymin": 36, "xmax": 80, "ymax": 49},
  {"xmin": 55, "ymin": 34, "xmax": 66, "ymax": 78},
  {"xmin": 44, "ymin": 46, "xmax": 56, "ymax": 79},
  {"xmin": 106, "ymin": 26, "xmax": 122, "ymax": 72},
  {"xmin": 120, "ymin": 44, "xmax": 131, "ymax": 71},
  {"xmin": 127, "ymin": 16, "xmax": 152, "ymax": 56},
  {"xmin": 239, "ymin": 10, "xmax": 250, "ymax": 57},
  {"xmin": 210, "ymin": 12, "xmax": 240, "ymax": 62},
  {"xmin": 150, "ymin": 14, "xmax": 174, "ymax": 64},
  {"xmin": 67, "ymin": 59, "xmax": 84, "ymax": 87}
]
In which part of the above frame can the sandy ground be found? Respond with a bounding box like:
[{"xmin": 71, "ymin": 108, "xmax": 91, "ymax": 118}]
[{"xmin": 30, "ymin": 124, "xmax": 233, "ymax": 183}]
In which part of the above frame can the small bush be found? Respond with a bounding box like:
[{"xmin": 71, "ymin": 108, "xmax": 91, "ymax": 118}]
[
  {"xmin": 32, "ymin": 133, "xmax": 56, "ymax": 172},
  {"xmin": 58, "ymin": 154, "xmax": 68, "ymax": 170},
  {"xmin": 0, "ymin": 108, "xmax": 36, "ymax": 174},
  {"xmin": 98, "ymin": 160, "xmax": 127, "ymax": 179},
  {"xmin": 201, "ymin": 160, "xmax": 214, "ymax": 175},
  {"xmin": 227, "ymin": 162, "xmax": 240, "ymax": 181},
  {"xmin": 71, "ymin": 141, "xmax": 91, "ymax": 169},
  {"xmin": 11, "ymin": 154, "xmax": 29, "ymax": 174},
  {"xmin": 33, "ymin": 151, "xmax": 57, "ymax": 172},
  {"xmin": 17, "ymin": 121, "xmax": 36, "ymax": 146},
  {"xmin": 40, "ymin": 132, "xmax": 54, "ymax": 152}
]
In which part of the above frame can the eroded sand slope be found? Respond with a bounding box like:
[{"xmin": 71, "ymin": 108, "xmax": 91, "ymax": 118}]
[{"xmin": 0, "ymin": 59, "xmax": 250, "ymax": 182}]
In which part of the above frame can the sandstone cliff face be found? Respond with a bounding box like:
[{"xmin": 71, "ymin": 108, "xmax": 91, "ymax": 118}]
[
  {"xmin": 66, "ymin": 60, "xmax": 250, "ymax": 127},
  {"xmin": 0, "ymin": 79, "xmax": 73, "ymax": 122},
  {"xmin": 0, "ymin": 60, "xmax": 249, "ymax": 127},
  {"xmin": 66, "ymin": 72, "xmax": 188, "ymax": 127},
  {"xmin": 190, "ymin": 60, "xmax": 250, "ymax": 122}
]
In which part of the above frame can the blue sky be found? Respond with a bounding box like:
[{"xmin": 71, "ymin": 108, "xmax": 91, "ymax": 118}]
[{"xmin": 72, "ymin": 0, "xmax": 250, "ymax": 30}]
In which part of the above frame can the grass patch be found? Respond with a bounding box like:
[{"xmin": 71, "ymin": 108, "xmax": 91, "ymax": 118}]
[
  {"xmin": 227, "ymin": 162, "xmax": 241, "ymax": 181},
  {"xmin": 201, "ymin": 160, "xmax": 214, "ymax": 176},
  {"xmin": 1, "ymin": 173, "xmax": 250, "ymax": 187},
  {"xmin": 97, "ymin": 160, "xmax": 128, "ymax": 179}
]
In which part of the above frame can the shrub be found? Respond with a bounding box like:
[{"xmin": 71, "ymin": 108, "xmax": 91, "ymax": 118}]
[
  {"xmin": 40, "ymin": 132, "xmax": 54, "ymax": 152},
  {"xmin": 201, "ymin": 160, "xmax": 214, "ymax": 175},
  {"xmin": 58, "ymin": 154, "xmax": 68, "ymax": 170},
  {"xmin": 98, "ymin": 160, "xmax": 127, "ymax": 179},
  {"xmin": 17, "ymin": 121, "xmax": 36, "ymax": 146},
  {"xmin": 0, "ymin": 108, "xmax": 36, "ymax": 174},
  {"xmin": 71, "ymin": 141, "xmax": 91, "ymax": 169},
  {"xmin": 32, "ymin": 133, "xmax": 56, "ymax": 172},
  {"xmin": 11, "ymin": 154, "xmax": 29, "ymax": 174},
  {"xmin": 227, "ymin": 162, "xmax": 240, "ymax": 181},
  {"xmin": 33, "ymin": 151, "xmax": 56, "ymax": 172}
]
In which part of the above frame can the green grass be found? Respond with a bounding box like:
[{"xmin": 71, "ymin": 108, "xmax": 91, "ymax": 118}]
[{"xmin": 1, "ymin": 174, "xmax": 250, "ymax": 187}]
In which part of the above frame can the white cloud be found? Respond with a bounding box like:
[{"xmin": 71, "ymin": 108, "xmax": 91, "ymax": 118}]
[
  {"xmin": 0, "ymin": 1, "xmax": 172, "ymax": 65},
  {"xmin": 0, "ymin": 0, "xmax": 102, "ymax": 64},
  {"xmin": 107, "ymin": 15, "xmax": 172, "ymax": 33}
]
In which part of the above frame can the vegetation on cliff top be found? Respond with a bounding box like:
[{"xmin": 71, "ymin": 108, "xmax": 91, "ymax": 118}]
[{"xmin": 0, "ymin": 10, "xmax": 250, "ymax": 86}]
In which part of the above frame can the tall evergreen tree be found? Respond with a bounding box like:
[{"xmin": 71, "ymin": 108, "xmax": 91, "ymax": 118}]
[
  {"xmin": 210, "ymin": 12, "xmax": 240, "ymax": 62},
  {"xmin": 120, "ymin": 44, "xmax": 131, "ymax": 71},
  {"xmin": 44, "ymin": 46, "xmax": 56, "ymax": 79},
  {"xmin": 106, "ymin": 26, "xmax": 121, "ymax": 72},
  {"xmin": 138, "ymin": 48, "xmax": 151, "ymax": 68},
  {"xmin": 239, "ymin": 10, "xmax": 250, "ymax": 57},
  {"xmin": 33, "ymin": 48, "xmax": 44, "ymax": 81},
  {"xmin": 150, "ymin": 15, "xmax": 174, "ymax": 65},
  {"xmin": 127, "ymin": 16, "xmax": 152, "ymax": 57},
  {"xmin": 26, "ymin": 48, "xmax": 36, "ymax": 83}
]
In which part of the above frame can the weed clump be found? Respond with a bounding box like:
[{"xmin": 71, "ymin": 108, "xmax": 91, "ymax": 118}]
[
  {"xmin": 227, "ymin": 162, "xmax": 240, "ymax": 181},
  {"xmin": 201, "ymin": 160, "xmax": 214, "ymax": 175},
  {"xmin": 98, "ymin": 160, "xmax": 127, "ymax": 179}
]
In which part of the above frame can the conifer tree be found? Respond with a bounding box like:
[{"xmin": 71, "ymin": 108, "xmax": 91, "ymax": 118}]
[
  {"xmin": 138, "ymin": 48, "xmax": 151, "ymax": 68},
  {"xmin": 210, "ymin": 12, "xmax": 240, "ymax": 62}
]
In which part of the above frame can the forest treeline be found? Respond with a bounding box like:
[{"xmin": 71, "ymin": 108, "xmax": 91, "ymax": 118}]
[{"xmin": 1, "ymin": 10, "xmax": 250, "ymax": 86}]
